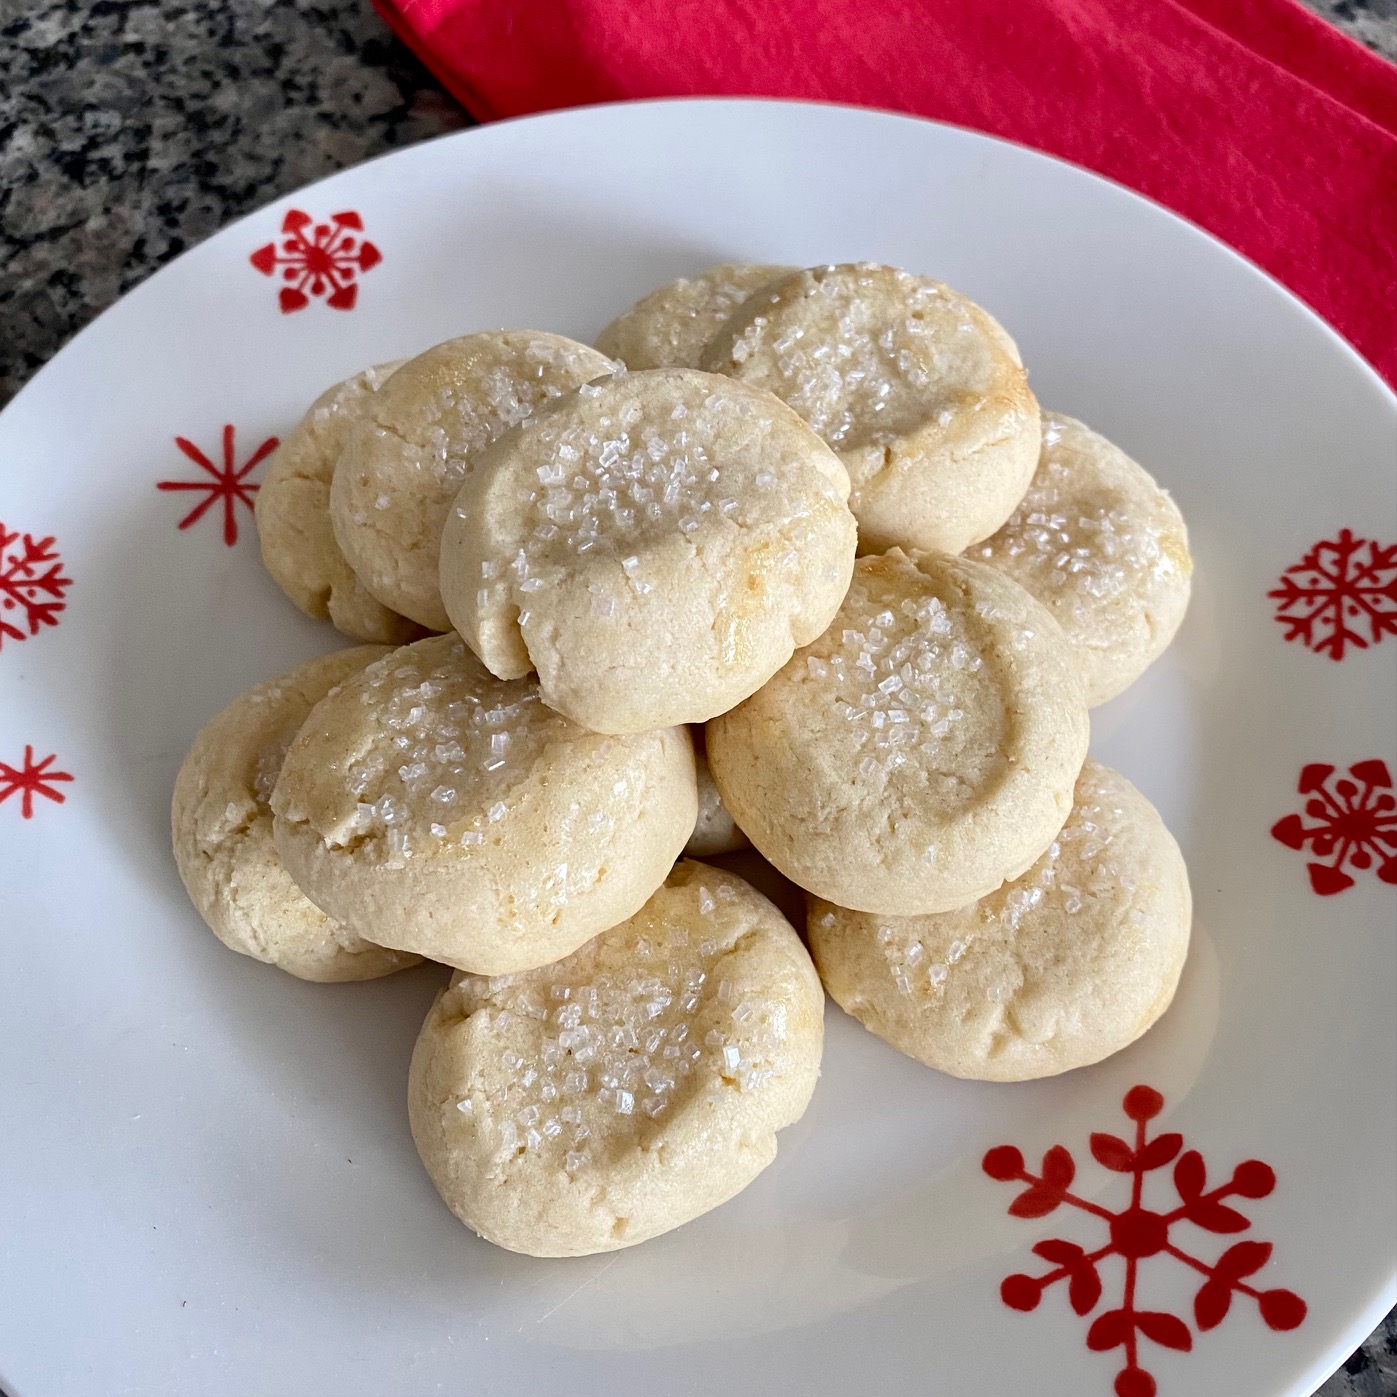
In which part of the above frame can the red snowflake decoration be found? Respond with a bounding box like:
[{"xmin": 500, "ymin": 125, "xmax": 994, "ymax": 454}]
[
  {"xmin": 0, "ymin": 745, "xmax": 73, "ymax": 819},
  {"xmin": 249, "ymin": 209, "xmax": 382, "ymax": 313},
  {"xmin": 156, "ymin": 425, "xmax": 278, "ymax": 546},
  {"xmin": 1270, "ymin": 760, "xmax": 1397, "ymax": 895},
  {"xmin": 0, "ymin": 521, "xmax": 72, "ymax": 652},
  {"xmin": 984, "ymin": 1085, "xmax": 1306, "ymax": 1397},
  {"xmin": 1268, "ymin": 529, "xmax": 1397, "ymax": 661}
]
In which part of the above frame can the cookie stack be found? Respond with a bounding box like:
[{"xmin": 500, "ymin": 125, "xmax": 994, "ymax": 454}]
[{"xmin": 173, "ymin": 261, "xmax": 1193, "ymax": 1257}]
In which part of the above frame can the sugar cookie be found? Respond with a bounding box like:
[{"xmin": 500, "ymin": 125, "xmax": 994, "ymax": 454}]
[
  {"xmin": 700, "ymin": 263, "xmax": 1040, "ymax": 555},
  {"xmin": 255, "ymin": 362, "xmax": 425, "ymax": 644},
  {"xmin": 686, "ymin": 734, "xmax": 750, "ymax": 858},
  {"xmin": 707, "ymin": 549, "xmax": 1089, "ymax": 915},
  {"xmin": 271, "ymin": 634, "xmax": 697, "ymax": 974},
  {"xmin": 439, "ymin": 368, "xmax": 857, "ymax": 734},
  {"xmin": 969, "ymin": 413, "xmax": 1192, "ymax": 706},
  {"xmin": 407, "ymin": 860, "xmax": 824, "ymax": 1256},
  {"xmin": 596, "ymin": 263, "xmax": 795, "ymax": 370},
  {"xmin": 330, "ymin": 332, "xmax": 615, "ymax": 631},
  {"xmin": 808, "ymin": 760, "xmax": 1191, "ymax": 1080},
  {"xmin": 171, "ymin": 646, "xmax": 419, "ymax": 982}
]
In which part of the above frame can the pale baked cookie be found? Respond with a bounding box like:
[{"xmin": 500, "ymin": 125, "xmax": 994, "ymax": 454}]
[
  {"xmin": 439, "ymin": 368, "xmax": 857, "ymax": 735},
  {"xmin": 255, "ymin": 362, "xmax": 425, "ymax": 645},
  {"xmin": 969, "ymin": 413, "xmax": 1192, "ymax": 706},
  {"xmin": 808, "ymin": 760, "xmax": 1191, "ymax": 1080},
  {"xmin": 408, "ymin": 860, "xmax": 824, "ymax": 1256},
  {"xmin": 700, "ymin": 263, "xmax": 1040, "ymax": 555},
  {"xmin": 330, "ymin": 332, "xmax": 615, "ymax": 631},
  {"xmin": 707, "ymin": 549, "xmax": 1089, "ymax": 915},
  {"xmin": 271, "ymin": 633, "xmax": 697, "ymax": 974},
  {"xmin": 595, "ymin": 263, "xmax": 795, "ymax": 370},
  {"xmin": 685, "ymin": 733, "xmax": 750, "ymax": 858},
  {"xmin": 171, "ymin": 646, "xmax": 420, "ymax": 982}
]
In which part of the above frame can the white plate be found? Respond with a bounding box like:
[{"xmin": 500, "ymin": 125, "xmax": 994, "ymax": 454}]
[{"xmin": 1, "ymin": 99, "xmax": 1393, "ymax": 1397}]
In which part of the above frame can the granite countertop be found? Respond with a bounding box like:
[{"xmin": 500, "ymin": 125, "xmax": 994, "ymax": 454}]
[{"xmin": 0, "ymin": 1, "xmax": 1393, "ymax": 1392}]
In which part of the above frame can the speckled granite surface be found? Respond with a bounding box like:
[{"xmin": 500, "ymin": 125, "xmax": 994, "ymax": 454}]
[
  {"xmin": 0, "ymin": 2, "xmax": 1393, "ymax": 1392},
  {"xmin": 0, "ymin": 0, "xmax": 470, "ymax": 404}
]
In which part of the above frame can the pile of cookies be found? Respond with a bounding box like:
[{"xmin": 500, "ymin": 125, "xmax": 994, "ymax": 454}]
[{"xmin": 173, "ymin": 262, "xmax": 1193, "ymax": 1258}]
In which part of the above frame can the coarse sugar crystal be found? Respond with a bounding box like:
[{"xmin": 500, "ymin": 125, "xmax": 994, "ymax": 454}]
[{"xmin": 451, "ymin": 878, "xmax": 793, "ymax": 1168}]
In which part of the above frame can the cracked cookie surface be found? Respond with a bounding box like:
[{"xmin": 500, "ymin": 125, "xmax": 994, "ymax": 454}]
[
  {"xmin": 271, "ymin": 634, "xmax": 697, "ymax": 972},
  {"xmin": 701, "ymin": 262, "xmax": 1040, "ymax": 555},
  {"xmin": 331, "ymin": 331, "xmax": 614, "ymax": 630},
  {"xmin": 255, "ymin": 361, "xmax": 425, "ymax": 645},
  {"xmin": 440, "ymin": 367, "xmax": 857, "ymax": 734},
  {"xmin": 970, "ymin": 413, "xmax": 1192, "ymax": 706},
  {"xmin": 408, "ymin": 860, "xmax": 823, "ymax": 1255},
  {"xmin": 707, "ymin": 549, "xmax": 1089, "ymax": 915},
  {"xmin": 171, "ymin": 645, "xmax": 419, "ymax": 981},
  {"xmin": 595, "ymin": 262, "xmax": 795, "ymax": 370},
  {"xmin": 808, "ymin": 760, "xmax": 1191, "ymax": 1079}
]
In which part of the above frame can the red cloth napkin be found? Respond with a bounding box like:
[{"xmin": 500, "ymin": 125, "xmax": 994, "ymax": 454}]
[{"xmin": 375, "ymin": 0, "xmax": 1397, "ymax": 388}]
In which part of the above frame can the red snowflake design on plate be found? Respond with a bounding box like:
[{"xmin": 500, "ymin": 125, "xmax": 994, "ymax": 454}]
[
  {"xmin": 1270, "ymin": 760, "xmax": 1397, "ymax": 895},
  {"xmin": 0, "ymin": 521, "xmax": 72, "ymax": 652},
  {"xmin": 0, "ymin": 745, "xmax": 73, "ymax": 819},
  {"xmin": 1268, "ymin": 529, "xmax": 1397, "ymax": 660},
  {"xmin": 156, "ymin": 425, "xmax": 278, "ymax": 546},
  {"xmin": 249, "ymin": 209, "xmax": 382, "ymax": 313},
  {"xmin": 984, "ymin": 1085, "xmax": 1306, "ymax": 1397}
]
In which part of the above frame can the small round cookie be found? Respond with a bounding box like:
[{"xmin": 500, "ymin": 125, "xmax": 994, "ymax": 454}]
[
  {"xmin": 330, "ymin": 332, "xmax": 616, "ymax": 631},
  {"xmin": 255, "ymin": 363, "xmax": 425, "ymax": 645},
  {"xmin": 808, "ymin": 760, "xmax": 1192, "ymax": 1080},
  {"xmin": 969, "ymin": 413, "xmax": 1193, "ymax": 706},
  {"xmin": 707, "ymin": 549, "xmax": 1089, "ymax": 916},
  {"xmin": 685, "ymin": 733, "xmax": 750, "ymax": 858},
  {"xmin": 171, "ymin": 646, "xmax": 420, "ymax": 982},
  {"xmin": 271, "ymin": 633, "xmax": 697, "ymax": 974},
  {"xmin": 595, "ymin": 263, "xmax": 795, "ymax": 370},
  {"xmin": 408, "ymin": 859, "xmax": 824, "ymax": 1256},
  {"xmin": 700, "ymin": 263, "xmax": 1041, "ymax": 555},
  {"xmin": 439, "ymin": 368, "xmax": 857, "ymax": 735}
]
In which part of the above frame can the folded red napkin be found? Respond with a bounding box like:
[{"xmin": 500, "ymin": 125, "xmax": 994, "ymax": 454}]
[{"xmin": 374, "ymin": 0, "xmax": 1397, "ymax": 387}]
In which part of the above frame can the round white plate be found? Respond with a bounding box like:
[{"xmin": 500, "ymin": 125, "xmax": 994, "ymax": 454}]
[{"xmin": 1, "ymin": 99, "xmax": 1393, "ymax": 1397}]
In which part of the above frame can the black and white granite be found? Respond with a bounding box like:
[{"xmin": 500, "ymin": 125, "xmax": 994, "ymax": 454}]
[
  {"xmin": 1306, "ymin": 0, "xmax": 1397, "ymax": 60},
  {"xmin": 0, "ymin": 0, "xmax": 470, "ymax": 404},
  {"xmin": 0, "ymin": 2, "xmax": 1393, "ymax": 1392}
]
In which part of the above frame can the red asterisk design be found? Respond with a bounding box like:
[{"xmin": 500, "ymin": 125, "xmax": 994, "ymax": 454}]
[
  {"xmin": 0, "ymin": 745, "xmax": 73, "ymax": 819},
  {"xmin": 156, "ymin": 425, "xmax": 278, "ymax": 546},
  {"xmin": 1268, "ymin": 530, "xmax": 1397, "ymax": 661},
  {"xmin": 1270, "ymin": 760, "xmax": 1397, "ymax": 896},
  {"xmin": 984, "ymin": 1086, "xmax": 1306, "ymax": 1397},
  {"xmin": 0, "ymin": 522, "xmax": 72, "ymax": 652},
  {"xmin": 249, "ymin": 209, "xmax": 382, "ymax": 313}
]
